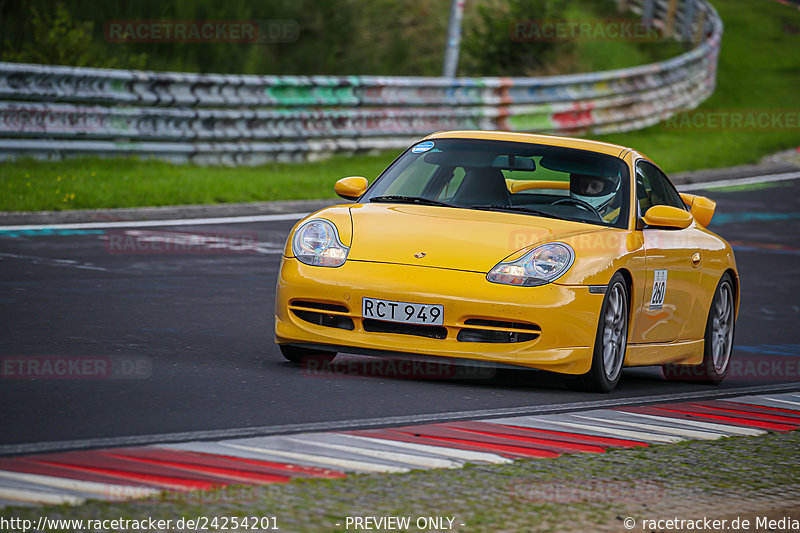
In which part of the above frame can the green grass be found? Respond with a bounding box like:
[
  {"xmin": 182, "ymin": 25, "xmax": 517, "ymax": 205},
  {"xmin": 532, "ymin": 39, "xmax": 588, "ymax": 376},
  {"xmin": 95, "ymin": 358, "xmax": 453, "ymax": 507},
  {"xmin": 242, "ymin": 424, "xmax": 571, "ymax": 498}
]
[
  {"xmin": 0, "ymin": 153, "xmax": 397, "ymax": 211},
  {"xmin": 562, "ymin": 0, "xmax": 686, "ymax": 73},
  {"xmin": 598, "ymin": 0, "xmax": 800, "ymax": 173},
  {"xmin": 1, "ymin": 0, "xmax": 798, "ymax": 212}
]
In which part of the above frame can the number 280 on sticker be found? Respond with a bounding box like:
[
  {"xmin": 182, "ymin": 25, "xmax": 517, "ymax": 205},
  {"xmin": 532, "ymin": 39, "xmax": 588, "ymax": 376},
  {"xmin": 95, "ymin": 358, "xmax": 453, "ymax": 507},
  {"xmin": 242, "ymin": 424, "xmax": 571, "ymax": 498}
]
[
  {"xmin": 650, "ymin": 269, "xmax": 668, "ymax": 310},
  {"xmin": 362, "ymin": 297, "xmax": 444, "ymax": 325}
]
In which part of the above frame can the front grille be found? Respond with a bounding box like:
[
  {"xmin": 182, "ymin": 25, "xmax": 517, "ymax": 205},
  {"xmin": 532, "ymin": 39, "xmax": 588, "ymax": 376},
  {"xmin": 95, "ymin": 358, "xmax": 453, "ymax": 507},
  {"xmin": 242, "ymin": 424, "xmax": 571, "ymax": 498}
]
[{"xmin": 362, "ymin": 319, "xmax": 447, "ymax": 339}]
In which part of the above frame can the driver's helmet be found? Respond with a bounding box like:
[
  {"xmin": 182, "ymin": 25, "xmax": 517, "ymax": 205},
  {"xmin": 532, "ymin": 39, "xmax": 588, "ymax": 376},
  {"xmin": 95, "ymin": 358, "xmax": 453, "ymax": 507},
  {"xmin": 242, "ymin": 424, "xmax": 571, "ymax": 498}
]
[{"xmin": 569, "ymin": 173, "xmax": 617, "ymax": 198}]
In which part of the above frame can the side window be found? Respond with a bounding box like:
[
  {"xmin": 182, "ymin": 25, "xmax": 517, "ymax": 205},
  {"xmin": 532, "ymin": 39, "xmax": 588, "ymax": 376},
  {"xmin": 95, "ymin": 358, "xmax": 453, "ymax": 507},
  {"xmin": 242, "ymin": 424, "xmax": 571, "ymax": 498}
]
[{"xmin": 636, "ymin": 161, "xmax": 685, "ymax": 215}]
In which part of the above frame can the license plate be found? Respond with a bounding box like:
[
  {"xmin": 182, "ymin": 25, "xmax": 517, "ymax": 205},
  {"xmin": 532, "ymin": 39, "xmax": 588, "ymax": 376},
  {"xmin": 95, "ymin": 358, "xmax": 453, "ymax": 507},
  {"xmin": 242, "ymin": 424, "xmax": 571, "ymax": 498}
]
[{"xmin": 362, "ymin": 297, "xmax": 444, "ymax": 326}]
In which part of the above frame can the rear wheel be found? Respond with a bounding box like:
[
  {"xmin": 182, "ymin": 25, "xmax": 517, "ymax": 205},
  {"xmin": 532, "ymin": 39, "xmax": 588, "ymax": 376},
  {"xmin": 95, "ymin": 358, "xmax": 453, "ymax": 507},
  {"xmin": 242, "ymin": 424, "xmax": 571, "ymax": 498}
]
[
  {"xmin": 279, "ymin": 344, "xmax": 337, "ymax": 365},
  {"xmin": 662, "ymin": 273, "xmax": 734, "ymax": 384},
  {"xmin": 571, "ymin": 272, "xmax": 629, "ymax": 392}
]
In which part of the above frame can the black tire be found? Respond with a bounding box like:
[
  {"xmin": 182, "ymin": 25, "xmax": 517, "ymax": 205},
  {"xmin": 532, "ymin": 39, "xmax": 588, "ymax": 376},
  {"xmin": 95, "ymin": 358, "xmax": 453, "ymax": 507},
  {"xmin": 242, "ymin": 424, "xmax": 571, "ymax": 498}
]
[
  {"xmin": 571, "ymin": 272, "xmax": 629, "ymax": 393},
  {"xmin": 662, "ymin": 272, "xmax": 735, "ymax": 384},
  {"xmin": 279, "ymin": 344, "xmax": 337, "ymax": 365}
]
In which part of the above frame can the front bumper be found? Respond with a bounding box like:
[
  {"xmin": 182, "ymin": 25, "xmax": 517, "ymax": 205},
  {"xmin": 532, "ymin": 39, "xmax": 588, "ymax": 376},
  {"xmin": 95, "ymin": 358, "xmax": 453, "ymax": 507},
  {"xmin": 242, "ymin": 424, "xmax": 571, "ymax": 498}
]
[{"xmin": 275, "ymin": 258, "xmax": 604, "ymax": 375}]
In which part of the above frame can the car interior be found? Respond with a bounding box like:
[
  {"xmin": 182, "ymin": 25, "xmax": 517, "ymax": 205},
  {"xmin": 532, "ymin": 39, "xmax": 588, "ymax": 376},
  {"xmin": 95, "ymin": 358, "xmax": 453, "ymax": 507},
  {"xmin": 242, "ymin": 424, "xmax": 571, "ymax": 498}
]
[
  {"xmin": 364, "ymin": 140, "xmax": 631, "ymax": 228},
  {"xmin": 430, "ymin": 150, "xmax": 626, "ymax": 227}
]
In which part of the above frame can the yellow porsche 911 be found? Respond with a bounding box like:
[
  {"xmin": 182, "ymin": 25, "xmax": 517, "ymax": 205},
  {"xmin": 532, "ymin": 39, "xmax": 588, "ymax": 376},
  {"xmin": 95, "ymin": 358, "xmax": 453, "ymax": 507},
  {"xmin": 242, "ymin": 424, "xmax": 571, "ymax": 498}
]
[{"xmin": 274, "ymin": 131, "xmax": 738, "ymax": 392}]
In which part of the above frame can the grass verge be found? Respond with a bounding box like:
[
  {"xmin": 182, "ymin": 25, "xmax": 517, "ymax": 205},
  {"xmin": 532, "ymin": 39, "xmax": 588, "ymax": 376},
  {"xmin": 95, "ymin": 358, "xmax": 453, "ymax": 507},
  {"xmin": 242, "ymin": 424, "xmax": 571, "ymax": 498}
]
[
  {"xmin": 598, "ymin": 0, "xmax": 800, "ymax": 171},
  {"xmin": 0, "ymin": 153, "xmax": 396, "ymax": 212},
  {"xmin": 2, "ymin": 430, "xmax": 799, "ymax": 532}
]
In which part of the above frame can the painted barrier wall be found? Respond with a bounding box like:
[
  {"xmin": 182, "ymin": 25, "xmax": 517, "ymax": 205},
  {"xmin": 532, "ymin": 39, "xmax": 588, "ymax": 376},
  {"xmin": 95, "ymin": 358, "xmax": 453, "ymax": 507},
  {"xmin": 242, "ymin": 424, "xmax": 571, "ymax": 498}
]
[{"xmin": 0, "ymin": 0, "xmax": 721, "ymax": 164}]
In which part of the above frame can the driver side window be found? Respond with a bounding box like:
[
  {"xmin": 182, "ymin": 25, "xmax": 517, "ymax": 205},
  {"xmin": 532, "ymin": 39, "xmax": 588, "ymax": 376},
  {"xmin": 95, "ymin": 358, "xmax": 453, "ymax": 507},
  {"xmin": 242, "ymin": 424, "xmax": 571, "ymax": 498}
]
[{"xmin": 636, "ymin": 161, "xmax": 685, "ymax": 215}]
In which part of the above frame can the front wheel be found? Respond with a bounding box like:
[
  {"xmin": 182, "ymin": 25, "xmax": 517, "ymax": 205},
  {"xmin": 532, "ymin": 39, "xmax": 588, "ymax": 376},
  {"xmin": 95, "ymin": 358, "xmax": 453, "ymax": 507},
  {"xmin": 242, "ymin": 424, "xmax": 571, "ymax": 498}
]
[
  {"xmin": 279, "ymin": 344, "xmax": 337, "ymax": 365},
  {"xmin": 571, "ymin": 272, "xmax": 629, "ymax": 392},
  {"xmin": 662, "ymin": 273, "xmax": 735, "ymax": 384}
]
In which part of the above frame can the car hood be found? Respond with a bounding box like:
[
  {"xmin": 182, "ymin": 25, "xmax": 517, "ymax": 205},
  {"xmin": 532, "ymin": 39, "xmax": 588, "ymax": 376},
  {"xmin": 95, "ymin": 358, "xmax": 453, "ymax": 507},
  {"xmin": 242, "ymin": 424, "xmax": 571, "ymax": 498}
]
[{"xmin": 345, "ymin": 203, "xmax": 610, "ymax": 273}]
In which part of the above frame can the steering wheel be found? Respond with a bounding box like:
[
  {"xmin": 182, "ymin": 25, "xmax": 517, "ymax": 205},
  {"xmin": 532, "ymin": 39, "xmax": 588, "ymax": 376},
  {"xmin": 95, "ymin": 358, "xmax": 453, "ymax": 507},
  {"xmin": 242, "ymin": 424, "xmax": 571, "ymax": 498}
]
[{"xmin": 552, "ymin": 197, "xmax": 603, "ymax": 221}]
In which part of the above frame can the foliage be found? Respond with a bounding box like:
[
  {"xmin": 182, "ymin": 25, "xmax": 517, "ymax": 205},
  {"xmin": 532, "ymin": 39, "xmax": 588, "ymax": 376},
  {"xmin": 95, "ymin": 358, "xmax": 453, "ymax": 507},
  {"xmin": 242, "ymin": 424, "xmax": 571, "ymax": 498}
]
[
  {"xmin": 1, "ymin": 2, "xmax": 147, "ymax": 69},
  {"xmin": 0, "ymin": 0, "xmax": 679, "ymax": 76},
  {"xmin": 460, "ymin": 0, "xmax": 568, "ymax": 76}
]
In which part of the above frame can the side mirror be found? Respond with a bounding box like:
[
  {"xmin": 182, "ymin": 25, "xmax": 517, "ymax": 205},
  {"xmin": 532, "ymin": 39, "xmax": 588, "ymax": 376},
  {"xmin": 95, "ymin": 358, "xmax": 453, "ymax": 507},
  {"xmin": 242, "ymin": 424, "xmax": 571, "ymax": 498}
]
[
  {"xmin": 679, "ymin": 193, "xmax": 716, "ymax": 227},
  {"xmin": 335, "ymin": 176, "xmax": 368, "ymax": 201},
  {"xmin": 643, "ymin": 205, "xmax": 693, "ymax": 229}
]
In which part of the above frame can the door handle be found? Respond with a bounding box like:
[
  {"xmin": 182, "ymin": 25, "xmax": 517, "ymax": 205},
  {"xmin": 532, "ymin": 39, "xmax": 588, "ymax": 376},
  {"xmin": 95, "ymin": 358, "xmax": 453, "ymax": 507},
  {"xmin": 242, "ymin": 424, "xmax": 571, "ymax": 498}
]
[{"xmin": 691, "ymin": 252, "xmax": 701, "ymax": 267}]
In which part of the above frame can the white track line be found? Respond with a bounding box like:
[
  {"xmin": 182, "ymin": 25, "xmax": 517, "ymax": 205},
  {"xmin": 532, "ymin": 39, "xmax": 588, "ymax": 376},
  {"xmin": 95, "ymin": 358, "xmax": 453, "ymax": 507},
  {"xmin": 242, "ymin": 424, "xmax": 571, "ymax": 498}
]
[
  {"xmin": 618, "ymin": 412, "xmax": 764, "ymax": 436},
  {"xmin": 601, "ymin": 411, "xmax": 735, "ymax": 435},
  {"xmin": 677, "ymin": 171, "xmax": 800, "ymax": 191},
  {"xmin": 0, "ymin": 212, "xmax": 308, "ymax": 232},
  {"xmin": 761, "ymin": 397, "xmax": 800, "ymax": 408},
  {"xmin": 0, "ymin": 487, "xmax": 84, "ymax": 506},
  {"xmin": 0, "ymin": 470, "xmax": 156, "ymax": 499},
  {"xmin": 285, "ymin": 437, "xmax": 459, "ymax": 469},
  {"xmin": 338, "ymin": 434, "xmax": 511, "ymax": 465},
  {"xmin": 219, "ymin": 443, "xmax": 408, "ymax": 474},
  {"xmin": 572, "ymin": 415, "xmax": 722, "ymax": 440},
  {"xmin": 0, "ymin": 252, "xmax": 107, "ymax": 271},
  {"xmin": 535, "ymin": 419, "xmax": 684, "ymax": 444}
]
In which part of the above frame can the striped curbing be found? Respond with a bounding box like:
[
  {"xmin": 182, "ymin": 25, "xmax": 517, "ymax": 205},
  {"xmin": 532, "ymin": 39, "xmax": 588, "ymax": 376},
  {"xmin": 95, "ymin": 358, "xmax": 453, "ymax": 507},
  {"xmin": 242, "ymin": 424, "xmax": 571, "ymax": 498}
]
[{"xmin": 1, "ymin": 391, "xmax": 799, "ymax": 508}]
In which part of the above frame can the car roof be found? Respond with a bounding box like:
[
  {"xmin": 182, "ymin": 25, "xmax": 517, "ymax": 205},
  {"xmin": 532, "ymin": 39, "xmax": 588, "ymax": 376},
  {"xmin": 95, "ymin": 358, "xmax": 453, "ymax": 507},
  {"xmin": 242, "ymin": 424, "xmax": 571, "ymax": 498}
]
[{"xmin": 423, "ymin": 130, "xmax": 633, "ymax": 158}]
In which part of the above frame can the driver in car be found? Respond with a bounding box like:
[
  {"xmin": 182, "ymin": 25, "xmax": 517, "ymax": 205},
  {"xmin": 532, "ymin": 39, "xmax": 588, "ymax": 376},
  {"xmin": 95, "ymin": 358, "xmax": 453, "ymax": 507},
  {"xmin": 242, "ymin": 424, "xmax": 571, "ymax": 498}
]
[{"xmin": 570, "ymin": 173, "xmax": 620, "ymax": 221}]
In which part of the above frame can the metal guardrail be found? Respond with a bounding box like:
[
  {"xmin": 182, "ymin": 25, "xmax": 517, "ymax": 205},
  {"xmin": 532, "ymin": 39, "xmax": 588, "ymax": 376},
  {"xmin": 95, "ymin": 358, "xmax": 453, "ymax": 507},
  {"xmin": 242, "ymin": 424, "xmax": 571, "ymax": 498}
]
[{"xmin": 0, "ymin": 0, "xmax": 721, "ymax": 165}]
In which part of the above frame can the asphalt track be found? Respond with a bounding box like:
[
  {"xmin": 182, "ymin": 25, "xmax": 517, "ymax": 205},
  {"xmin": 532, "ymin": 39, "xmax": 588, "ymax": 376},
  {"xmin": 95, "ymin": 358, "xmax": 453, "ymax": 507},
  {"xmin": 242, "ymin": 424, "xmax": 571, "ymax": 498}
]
[{"xmin": 1, "ymin": 174, "xmax": 799, "ymax": 454}]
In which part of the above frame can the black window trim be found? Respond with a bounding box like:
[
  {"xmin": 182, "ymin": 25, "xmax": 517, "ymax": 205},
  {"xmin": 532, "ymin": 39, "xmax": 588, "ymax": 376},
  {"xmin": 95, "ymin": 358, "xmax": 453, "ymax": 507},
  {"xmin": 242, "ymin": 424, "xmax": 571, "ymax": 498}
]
[{"xmin": 634, "ymin": 158, "xmax": 687, "ymax": 227}]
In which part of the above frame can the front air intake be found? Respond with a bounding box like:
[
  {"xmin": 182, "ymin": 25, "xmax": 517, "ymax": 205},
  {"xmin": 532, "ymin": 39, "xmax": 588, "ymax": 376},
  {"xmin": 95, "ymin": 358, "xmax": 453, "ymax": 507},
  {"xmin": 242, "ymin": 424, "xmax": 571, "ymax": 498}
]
[
  {"xmin": 362, "ymin": 319, "xmax": 447, "ymax": 339},
  {"xmin": 457, "ymin": 318, "xmax": 540, "ymax": 343},
  {"xmin": 289, "ymin": 300, "xmax": 354, "ymax": 330}
]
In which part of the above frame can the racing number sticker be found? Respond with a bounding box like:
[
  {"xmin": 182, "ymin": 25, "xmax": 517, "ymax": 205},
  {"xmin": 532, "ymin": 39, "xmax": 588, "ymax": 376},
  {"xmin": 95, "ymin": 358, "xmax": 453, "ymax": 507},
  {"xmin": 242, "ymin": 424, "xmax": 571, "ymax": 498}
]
[{"xmin": 650, "ymin": 269, "xmax": 668, "ymax": 310}]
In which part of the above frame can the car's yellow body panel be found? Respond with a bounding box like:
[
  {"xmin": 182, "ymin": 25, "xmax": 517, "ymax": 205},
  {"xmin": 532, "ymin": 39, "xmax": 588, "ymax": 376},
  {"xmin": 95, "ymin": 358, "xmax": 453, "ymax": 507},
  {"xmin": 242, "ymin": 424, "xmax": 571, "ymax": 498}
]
[{"xmin": 275, "ymin": 130, "xmax": 738, "ymax": 375}]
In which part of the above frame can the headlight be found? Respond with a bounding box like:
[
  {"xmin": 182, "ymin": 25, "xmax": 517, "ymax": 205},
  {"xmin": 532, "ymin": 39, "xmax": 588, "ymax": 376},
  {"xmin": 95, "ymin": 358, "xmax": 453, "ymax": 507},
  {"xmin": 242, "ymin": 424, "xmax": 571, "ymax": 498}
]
[
  {"xmin": 487, "ymin": 242, "xmax": 574, "ymax": 286},
  {"xmin": 291, "ymin": 219, "xmax": 349, "ymax": 267}
]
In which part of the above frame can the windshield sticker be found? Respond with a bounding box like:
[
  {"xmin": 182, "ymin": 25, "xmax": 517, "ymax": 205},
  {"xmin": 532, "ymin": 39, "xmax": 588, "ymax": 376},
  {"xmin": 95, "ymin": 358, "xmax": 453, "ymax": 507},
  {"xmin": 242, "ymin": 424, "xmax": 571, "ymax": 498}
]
[
  {"xmin": 649, "ymin": 269, "xmax": 668, "ymax": 310},
  {"xmin": 412, "ymin": 141, "xmax": 434, "ymax": 153}
]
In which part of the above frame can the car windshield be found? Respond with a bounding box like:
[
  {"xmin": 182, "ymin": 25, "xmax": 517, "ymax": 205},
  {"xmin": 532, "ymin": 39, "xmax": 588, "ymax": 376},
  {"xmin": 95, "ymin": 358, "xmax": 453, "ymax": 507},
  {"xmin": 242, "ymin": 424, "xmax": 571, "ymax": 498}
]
[{"xmin": 362, "ymin": 138, "xmax": 630, "ymax": 228}]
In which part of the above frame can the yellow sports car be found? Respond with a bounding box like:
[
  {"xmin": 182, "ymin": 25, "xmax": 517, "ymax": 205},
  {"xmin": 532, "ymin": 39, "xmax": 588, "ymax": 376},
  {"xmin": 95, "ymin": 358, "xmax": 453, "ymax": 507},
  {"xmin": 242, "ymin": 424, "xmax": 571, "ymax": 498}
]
[{"xmin": 274, "ymin": 131, "xmax": 738, "ymax": 392}]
